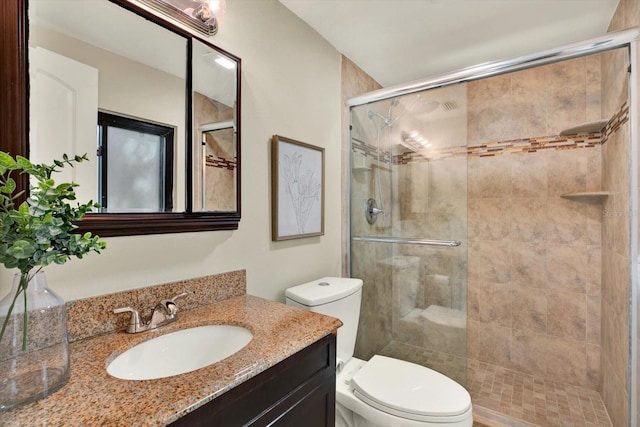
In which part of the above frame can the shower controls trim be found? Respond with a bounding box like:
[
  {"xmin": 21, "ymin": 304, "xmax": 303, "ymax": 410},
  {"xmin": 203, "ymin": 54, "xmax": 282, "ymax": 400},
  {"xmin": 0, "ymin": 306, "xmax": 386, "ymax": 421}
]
[{"xmin": 365, "ymin": 199, "xmax": 383, "ymax": 225}]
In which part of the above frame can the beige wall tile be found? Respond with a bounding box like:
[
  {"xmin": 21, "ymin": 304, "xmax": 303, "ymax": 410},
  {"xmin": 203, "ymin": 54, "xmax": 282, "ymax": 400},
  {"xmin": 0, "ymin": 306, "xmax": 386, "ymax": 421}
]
[
  {"xmin": 512, "ymin": 286, "xmax": 547, "ymax": 333},
  {"xmin": 511, "ymin": 241, "xmax": 546, "ymax": 289},
  {"xmin": 546, "ymin": 243, "xmax": 588, "ymax": 293},
  {"xmin": 511, "ymin": 151, "xmax": 548, "ymax": 197},
  {"xmin": 586, "ymin": 146, "xmax": 602, "ymax": 191},
  {"xmin": 510, "ymin": 197, "xmax": 547, "ymax": 243},
  {"xmin": 547, "ymin": 86, "xmax": 588, "ymax": 136},
  {"xmin": 545, "ymin": 198, "xmax": 588, "ymax": 244},
  {"xmin": 586, "ymin": 245, "xmax": 602, "ymax": 296},
  {"xmin": 601, "ymin": 299, "xmax": 629, "ymax": 392},
  {"xmin": 586, "ymin": 295, "xmax": 601, "ymax": 345},
  {"xmin": 468, "ymin": 155, "xmax": 512, "ymax": 198},
  {"xmin": 586, "ymin": 204, "xmax": 603, "ymax": 246},
  {"xmin": 511, "ymin": 329, "xmax": 547, "ymax": 377},
  {"xmin": 546, "ymin": 336, "xmax": 588, "ymax": 387},
  {"xmin": 586, "ymin": 55, "xmax": 602, "ymax": 122},
  {"xmin": 511, "ymin": 67, "xmax": 547, "ymax": 139},
  {"xmin": 547, "ymin": 290, "xmax": 587, "ymax": 341},
  {"xmin": 547, "ymin": 149, "xmax": 588, "ymax": 196},
  {"xmin": 468, "ymin": 198, "xmax": 512, "ymax": 241},
  {"xmin": 468, "ymin": 280, "xmax": 512, "ymax": 327},
  {"xmin": 468, "ymin": 75, "xmax": 513, "ymax": 145},
  {"xmin": 602, "ymin": 355, "xmax": 630, "ymax": 427},
  {"xmin": 468, "ymin": 239, "xmax": 512, "ymax": 284},
  {"xmin": 586, "ymin": 343, "xmax": 601, "ymax": 390},
  {"xmin": 468, "ymin": 320, "xmax": 511, "ymax": 366}
]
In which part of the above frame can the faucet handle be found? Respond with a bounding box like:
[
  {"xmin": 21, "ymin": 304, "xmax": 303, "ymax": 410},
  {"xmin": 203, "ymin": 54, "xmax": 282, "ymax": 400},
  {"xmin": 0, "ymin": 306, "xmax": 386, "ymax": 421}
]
[
  {"xmin": 113, "ymin": 306, "xmax": 146, "ymax": 333},
  {"xmin": 171, "ymin": 292, "xmax": 188, "ymax": 302},
  {"xmin": 160, "ymin": 292, "xmax": 189, "ymax": 315}
]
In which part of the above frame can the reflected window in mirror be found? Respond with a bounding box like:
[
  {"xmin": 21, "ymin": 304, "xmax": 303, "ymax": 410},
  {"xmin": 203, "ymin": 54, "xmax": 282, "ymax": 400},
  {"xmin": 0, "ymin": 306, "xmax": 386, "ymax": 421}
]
[
  {"xmin": 97, "ymin": 112, "xmax": 175, "ymax": 213},
  {"xmin": 28, "ymin": 0, "xmax": 187, "ymax": 214}
]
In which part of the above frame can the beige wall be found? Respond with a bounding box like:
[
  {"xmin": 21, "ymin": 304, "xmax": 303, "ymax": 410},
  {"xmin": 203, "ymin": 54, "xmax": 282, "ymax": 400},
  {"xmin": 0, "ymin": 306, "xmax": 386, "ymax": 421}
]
[{"xmin": 0, "ymin": 0, "xmax": 342, "ymax": 303}]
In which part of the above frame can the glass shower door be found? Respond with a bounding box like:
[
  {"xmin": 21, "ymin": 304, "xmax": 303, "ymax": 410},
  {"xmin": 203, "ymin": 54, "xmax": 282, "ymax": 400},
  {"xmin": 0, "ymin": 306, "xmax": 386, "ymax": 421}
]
[{"xmin": 350, "ymin": 85, "xmax": 468, "ymax": 386}]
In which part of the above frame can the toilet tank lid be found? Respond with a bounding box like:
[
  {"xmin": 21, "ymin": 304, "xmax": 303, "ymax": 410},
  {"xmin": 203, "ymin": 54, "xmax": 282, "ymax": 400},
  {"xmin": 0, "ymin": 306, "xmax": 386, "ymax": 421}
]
[{"xmin": 285, "ymin": 277, "xmax": 363, "ymax": 306}]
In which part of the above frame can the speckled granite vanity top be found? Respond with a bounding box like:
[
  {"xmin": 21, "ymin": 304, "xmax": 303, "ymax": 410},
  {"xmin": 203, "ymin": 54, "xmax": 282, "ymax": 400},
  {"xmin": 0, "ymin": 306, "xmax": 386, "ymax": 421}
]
[{"xmin": 0, "ymin": 294, "xmax": 341, "ymax": 426}]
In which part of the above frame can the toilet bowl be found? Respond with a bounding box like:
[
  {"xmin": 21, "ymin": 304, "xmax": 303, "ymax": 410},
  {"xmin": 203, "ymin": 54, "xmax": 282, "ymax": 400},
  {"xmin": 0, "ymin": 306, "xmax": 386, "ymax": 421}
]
[
  {"xmin": 336, "ymin": 357, "xmax": 472, "ymax": 427},
  {"xmin": 285, "ymin": 277, "xmax": 473, "ymax": 427}
]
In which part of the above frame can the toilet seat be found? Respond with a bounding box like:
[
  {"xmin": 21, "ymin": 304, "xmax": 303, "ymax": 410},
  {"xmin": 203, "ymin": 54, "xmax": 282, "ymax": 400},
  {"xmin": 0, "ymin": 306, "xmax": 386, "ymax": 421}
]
[{"xmin": 350, "ymin": 355, "xmax": 471, "ymax": 423}]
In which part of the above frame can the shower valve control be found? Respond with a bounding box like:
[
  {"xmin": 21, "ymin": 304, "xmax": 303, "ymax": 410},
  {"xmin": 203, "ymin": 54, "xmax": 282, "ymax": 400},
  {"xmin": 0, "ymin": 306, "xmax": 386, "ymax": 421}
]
[{"xmin": 366, "ymin": 198, "xmax": 383, "ymax": 225}]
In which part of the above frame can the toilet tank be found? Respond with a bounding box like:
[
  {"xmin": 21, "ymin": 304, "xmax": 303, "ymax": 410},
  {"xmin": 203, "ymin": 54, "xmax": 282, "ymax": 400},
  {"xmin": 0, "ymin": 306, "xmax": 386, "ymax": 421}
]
[{"xmin": 285, "ymin": 277, "xmax": 363, "ymax": 365}]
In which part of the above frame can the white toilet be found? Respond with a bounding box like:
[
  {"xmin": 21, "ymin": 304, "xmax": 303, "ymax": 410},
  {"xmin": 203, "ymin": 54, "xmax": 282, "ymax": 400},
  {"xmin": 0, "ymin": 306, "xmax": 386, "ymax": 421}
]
[{"xmin": 285, "ymin": 277, "xmax": 473, "ymax": 427}]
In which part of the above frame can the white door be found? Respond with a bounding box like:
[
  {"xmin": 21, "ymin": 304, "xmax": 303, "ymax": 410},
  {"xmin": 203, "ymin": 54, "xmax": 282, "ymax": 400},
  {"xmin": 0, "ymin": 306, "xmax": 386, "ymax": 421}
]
[{"xmin": 29, "ymin": 47, "xmax": 99, "ymax": 204}]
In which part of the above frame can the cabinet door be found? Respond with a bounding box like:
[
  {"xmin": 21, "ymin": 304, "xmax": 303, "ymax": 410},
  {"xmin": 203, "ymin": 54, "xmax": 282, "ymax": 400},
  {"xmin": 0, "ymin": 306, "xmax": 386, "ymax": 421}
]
[
  {"xmin": 267, "ymin": 382, "xmax": 334, "ymax": 427},
  {"xmin": 171, "ymin": 333, "xmax": 336, "ymax": 427}
]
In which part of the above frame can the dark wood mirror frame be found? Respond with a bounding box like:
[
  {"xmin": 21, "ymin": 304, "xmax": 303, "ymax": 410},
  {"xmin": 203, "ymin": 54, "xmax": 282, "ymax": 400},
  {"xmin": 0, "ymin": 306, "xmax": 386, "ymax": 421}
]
[{"xmin": 0, "ymin": 0, "xmax": 241, "ymax": 237}]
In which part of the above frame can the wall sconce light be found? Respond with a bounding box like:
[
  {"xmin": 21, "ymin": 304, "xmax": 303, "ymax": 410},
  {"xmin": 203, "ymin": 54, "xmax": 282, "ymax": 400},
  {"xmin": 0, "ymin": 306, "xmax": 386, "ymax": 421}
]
[{"xmin": 137, "ymin": 0, "xmax": 225, "ymax": 36}]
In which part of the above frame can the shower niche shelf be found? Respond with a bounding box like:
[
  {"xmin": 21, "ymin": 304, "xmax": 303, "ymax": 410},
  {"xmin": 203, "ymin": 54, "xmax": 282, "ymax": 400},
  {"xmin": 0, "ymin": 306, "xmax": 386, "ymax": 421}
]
[
  {"xmin": 560, "ymin": 191, "xmax": 610, "ymax": 201},
  {"xmin": 559, "ymin": 119, "xmax": 608, "ymax": 136}
]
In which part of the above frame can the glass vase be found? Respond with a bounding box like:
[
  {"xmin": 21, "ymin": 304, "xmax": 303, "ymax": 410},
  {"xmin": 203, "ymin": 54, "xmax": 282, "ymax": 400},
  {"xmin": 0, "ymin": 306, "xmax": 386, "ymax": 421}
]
[{"xmin": 0, "ymin": 271, "xmax": 70, "ymax": 411}]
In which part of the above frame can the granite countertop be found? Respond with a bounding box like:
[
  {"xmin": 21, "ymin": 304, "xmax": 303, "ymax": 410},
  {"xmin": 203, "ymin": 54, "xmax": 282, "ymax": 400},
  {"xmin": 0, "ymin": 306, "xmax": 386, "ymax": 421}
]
[{"xmin": 0, "ymin": 295, "xmax": 342, "ymax": 426}]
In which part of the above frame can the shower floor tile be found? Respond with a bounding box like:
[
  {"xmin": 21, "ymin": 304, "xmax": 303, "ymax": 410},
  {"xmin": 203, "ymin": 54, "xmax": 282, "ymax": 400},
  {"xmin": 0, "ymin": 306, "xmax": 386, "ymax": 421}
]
[
  {"xmin": 467, "ymin": 359, "xmax": 612, "ymax": 427},
  {"xmin": 378, "ymin": 341, "xmax": 612, "ymax": 427}
]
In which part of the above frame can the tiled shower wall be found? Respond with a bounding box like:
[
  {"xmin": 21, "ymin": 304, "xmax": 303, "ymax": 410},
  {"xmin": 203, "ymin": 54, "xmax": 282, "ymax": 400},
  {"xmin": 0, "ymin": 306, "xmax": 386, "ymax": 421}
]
[
  {"xmin": 466, "ymin": 55, "xmax": 606, "ymax": 391},
  {"xmin": 601, "ymin": 0, "xmax": 638, "ymax": 423}
]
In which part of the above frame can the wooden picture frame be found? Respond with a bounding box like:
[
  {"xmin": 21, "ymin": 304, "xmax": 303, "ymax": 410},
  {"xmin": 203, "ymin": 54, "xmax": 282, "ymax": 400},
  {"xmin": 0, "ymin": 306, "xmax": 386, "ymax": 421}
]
[{"xmin": 271, "ymin": 135, "xmax": 325, "ymax": 241}]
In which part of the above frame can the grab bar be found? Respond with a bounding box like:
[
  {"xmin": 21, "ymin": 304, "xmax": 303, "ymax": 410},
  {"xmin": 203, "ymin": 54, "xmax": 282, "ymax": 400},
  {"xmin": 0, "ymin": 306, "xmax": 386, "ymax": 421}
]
[{"xmin": 351, "ymin": 236, "xmax": 462, "ymax": 247}]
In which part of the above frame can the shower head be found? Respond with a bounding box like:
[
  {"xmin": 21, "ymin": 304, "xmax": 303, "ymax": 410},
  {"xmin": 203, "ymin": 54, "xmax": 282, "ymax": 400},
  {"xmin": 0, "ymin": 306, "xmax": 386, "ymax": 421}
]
[
  {"xmin": 417, "ymin": 95, "xmax": 440, "ymax": 113},
  {"xmin": 368, "ymin": 109, "xmax": 393, "ymax": 128}
]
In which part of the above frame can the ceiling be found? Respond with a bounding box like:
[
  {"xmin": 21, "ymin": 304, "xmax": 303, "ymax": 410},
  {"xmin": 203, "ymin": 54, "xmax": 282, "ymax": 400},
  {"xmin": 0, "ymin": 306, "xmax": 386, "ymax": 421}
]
[{"xmin": 278, "ymin": 0, "xmax": 620, "ymax": 87}]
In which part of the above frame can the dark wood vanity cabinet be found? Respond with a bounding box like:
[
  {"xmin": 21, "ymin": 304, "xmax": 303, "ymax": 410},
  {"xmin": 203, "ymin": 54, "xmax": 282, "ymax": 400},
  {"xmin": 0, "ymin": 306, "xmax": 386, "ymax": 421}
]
[{"xmin": 171, "ymin": 333, "xmax": 336, "ymax": 427}]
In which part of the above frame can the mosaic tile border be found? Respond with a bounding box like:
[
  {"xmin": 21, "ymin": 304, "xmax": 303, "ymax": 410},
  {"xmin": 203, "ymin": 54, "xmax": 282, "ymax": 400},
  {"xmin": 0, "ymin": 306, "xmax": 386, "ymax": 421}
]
[
  {"xmin": 352, "ymin": 137, "xmax": 391, "ymax": 164},
  {"xmin": 206, "ymin": 155, "xmax": 237, "ymax": 170},
  {"xmin": 351, "ymin": 103, "xmax": 629, "ymax": 166},
  {"xmin": 601, "ymin": 102, "xmax": 629, "ymax": 145}
]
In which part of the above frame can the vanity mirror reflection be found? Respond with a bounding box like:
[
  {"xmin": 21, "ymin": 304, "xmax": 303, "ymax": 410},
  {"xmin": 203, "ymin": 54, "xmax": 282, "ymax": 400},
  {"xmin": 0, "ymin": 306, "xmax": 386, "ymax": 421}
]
[{"xmin": 0, "ymin": 0, "xmax": 240, "ymax": 236}]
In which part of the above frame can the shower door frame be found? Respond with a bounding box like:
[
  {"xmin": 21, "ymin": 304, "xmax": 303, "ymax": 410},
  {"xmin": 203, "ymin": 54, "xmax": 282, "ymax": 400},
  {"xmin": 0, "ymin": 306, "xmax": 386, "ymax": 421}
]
[
  {"xmin": 630, "ymin": 38, "xmax": 639, "ymax": 427},
  {"xmin": 347, "ymin": 26, "xmax": 640, "ymax": 426}
]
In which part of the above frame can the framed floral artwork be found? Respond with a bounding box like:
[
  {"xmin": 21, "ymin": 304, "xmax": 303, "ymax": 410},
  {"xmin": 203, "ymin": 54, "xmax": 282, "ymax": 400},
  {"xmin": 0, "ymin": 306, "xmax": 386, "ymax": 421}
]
[{"xmin": 271, "ymin": 135, "xmax": 324, "ymax": 241}]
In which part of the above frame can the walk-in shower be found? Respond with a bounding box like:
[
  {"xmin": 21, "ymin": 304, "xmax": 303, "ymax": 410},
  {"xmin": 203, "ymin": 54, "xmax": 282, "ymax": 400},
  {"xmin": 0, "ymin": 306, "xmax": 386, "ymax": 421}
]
[{"xmin": 348, "ymin": 28, "xmax": 639, "ymax": 426}]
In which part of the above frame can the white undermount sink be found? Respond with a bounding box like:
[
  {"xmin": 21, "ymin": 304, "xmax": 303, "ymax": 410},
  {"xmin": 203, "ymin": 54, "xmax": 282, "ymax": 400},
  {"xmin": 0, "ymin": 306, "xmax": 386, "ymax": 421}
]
[{"xmin": 107, "ymin": 325, "xmax": 253, "ymax": 380}]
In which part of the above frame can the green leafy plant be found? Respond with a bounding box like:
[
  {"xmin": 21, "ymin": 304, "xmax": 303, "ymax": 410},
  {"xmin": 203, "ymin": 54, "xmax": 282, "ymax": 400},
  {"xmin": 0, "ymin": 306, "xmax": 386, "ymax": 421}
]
[{"xmin": 0, "ymin": 152, "xmax": 106, "ymax": 350}]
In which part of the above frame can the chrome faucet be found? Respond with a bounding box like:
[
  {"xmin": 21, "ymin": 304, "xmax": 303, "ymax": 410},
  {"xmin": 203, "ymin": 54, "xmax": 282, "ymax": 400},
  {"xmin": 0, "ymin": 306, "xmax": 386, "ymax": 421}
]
[{"xmin": 113, "ymin": 292, "xmax": 188, "ymax": 333}]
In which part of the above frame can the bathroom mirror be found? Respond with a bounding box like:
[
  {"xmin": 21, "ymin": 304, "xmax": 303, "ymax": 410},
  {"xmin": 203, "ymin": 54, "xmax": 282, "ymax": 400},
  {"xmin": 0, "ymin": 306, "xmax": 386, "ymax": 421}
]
[{"xmin": 0, "ymin": 0, "xmax": 241, "ymax": 236}]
